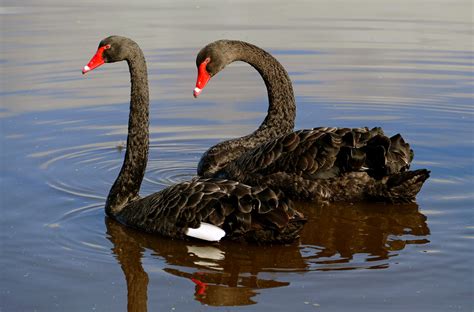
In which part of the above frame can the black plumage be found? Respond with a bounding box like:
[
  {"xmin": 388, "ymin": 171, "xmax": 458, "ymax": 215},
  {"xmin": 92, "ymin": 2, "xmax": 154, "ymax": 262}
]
[
  {"xmin": 83, "ymin": 36, "xmax": 305, "ymax": 243},
  {"xmin": 116, "ymin": 178, "xmax": 305, "ymax": 243},
  {"xmin": 194, "ymin": 40, "xmax": 429, "ymax": 203}
]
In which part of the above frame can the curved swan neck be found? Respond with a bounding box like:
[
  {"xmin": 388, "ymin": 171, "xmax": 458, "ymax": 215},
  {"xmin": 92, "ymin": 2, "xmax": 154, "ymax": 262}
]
[
  {"xmin": 106, "ymin": 44, "xmax": 149, "ymax": 216},
  {"xmin": 229, "ymin": 41, "xmax": 296, "ymax": 138}
]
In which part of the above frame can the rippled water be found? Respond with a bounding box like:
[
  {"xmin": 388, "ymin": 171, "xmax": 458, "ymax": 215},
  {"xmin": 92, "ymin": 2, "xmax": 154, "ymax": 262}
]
[{"xmin": 1, "ymin": 0, "xmax": 473, "ymax": 311}]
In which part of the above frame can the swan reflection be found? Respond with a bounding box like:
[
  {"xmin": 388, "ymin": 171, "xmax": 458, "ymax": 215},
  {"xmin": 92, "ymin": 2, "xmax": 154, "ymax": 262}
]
[{"xmin": 105, "ymin": 202, "xmax": 429, "ymax": 308}]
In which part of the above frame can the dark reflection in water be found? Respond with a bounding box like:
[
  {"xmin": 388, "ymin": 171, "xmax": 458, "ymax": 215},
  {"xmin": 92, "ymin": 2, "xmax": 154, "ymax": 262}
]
[
  {"xmin": 106, "ymin": 202, "xmax": 429, "ymax": 308},
  {"xmin": 107, "ymin": 219, "xmax": 149, "ymax": 312},
  {"xmin": 299, "ymin": 202, "xmax": 430, "ymax": 266}
]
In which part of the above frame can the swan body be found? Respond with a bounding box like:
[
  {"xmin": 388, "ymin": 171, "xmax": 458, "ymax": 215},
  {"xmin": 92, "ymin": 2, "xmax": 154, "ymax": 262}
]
[
  {"xmin": 193, "ymin": 40, "xmax": 429, "ymax": 203},
  {"xmin": 82, "ymin": 36, "xmax": 305, "ymax": 243},
  {"xmin": 112, "ymin": 176, "xmax": 304, "ymax": 243}
]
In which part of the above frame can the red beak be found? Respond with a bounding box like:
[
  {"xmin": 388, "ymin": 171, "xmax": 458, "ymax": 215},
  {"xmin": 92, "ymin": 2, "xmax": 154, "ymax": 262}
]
[
  {"xmin": 191, "ymin": 278, "xmax": 208, "ymax": 296},
  {"xmin": 82, "ymin": 45, "xmax": 108, "ymax": 74},
  {"xmin": 193, "ymin": 60, "xmax": 211, "ymax": 98}
]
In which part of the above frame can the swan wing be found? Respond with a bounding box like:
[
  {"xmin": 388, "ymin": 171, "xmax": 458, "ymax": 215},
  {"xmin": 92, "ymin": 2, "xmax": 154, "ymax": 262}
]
[
  {"xmin": 223, "ymin": 126, "xmax": 413, "ymax": 180},
  {"xmin": 115, "ymin": 178, "xmax": 305, "ymax": 242}
]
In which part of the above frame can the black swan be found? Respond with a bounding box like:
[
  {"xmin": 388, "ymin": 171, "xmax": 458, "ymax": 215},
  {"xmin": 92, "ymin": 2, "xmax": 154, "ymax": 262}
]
[
  {"xmin": 193, "ymin": 40, "xmax": 429, "ymax": 203},
  {"xmin": 82, "ymin": 36, "xmax": 305, "ymax": 243}
]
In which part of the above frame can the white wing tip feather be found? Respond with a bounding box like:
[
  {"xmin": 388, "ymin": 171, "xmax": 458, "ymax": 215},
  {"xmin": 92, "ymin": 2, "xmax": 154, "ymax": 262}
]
[{"xmin": 186, "ymin": 222, "xmax": 226, "ymax": 242}]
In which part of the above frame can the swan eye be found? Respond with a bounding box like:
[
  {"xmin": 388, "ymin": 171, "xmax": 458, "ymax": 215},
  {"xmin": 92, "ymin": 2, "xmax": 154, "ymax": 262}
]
[
  {"xmin": 104, "ymin": 44, "xmax": 111, "ymax": 50},
  {"xmin": 204, "ymin": 57, "xmax": 211, "ymax": 64}
]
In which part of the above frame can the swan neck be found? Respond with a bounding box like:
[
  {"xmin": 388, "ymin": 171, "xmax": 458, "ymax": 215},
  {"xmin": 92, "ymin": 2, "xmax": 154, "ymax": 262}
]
[
  {"xmin": 234, "ymin": 42, "xmax": 296, "ymax": 137},
  {"xmin": 106, "ymin": 46, "xmax": 149, "ymax": 215}
]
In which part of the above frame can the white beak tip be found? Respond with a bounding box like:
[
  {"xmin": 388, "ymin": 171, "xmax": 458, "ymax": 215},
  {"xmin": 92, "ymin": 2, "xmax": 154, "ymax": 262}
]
[
  {"xmin": 193, "ymin": 87, "xmax": 202, "ymax": 98},
  {"xmin": 82, "ymin": 65, "xmax": 91, "ymax": 74}
]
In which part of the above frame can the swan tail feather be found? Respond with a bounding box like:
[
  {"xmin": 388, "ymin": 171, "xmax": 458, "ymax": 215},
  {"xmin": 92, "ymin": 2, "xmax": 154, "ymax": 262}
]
[{"xmin": 372, "ymin": 169, "xmax": 431, "ymax": 203}]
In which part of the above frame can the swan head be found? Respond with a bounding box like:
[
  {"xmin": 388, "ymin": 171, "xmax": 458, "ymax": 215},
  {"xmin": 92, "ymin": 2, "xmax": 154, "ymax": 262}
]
[
  {"xmin": 194, "ymin": 40, "xmax": 234, "ymax": 97},
  {"xmin": 82, "ymin": 36, "xmax": 139, "ymax": 74}
]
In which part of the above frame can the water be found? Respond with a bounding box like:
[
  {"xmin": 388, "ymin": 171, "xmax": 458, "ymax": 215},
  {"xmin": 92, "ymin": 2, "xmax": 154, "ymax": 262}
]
[{"xmin": 1, "ymin": 0, "xmax": 472, "ymax": 311}]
